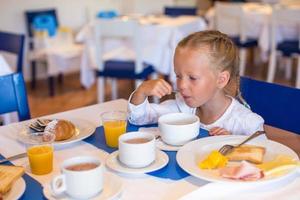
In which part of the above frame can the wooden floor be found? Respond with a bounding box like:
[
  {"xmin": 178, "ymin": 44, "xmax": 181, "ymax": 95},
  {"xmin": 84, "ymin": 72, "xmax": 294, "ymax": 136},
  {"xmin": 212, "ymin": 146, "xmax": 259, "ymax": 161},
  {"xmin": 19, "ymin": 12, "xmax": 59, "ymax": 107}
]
[{"xmin": 27, "ymin": 60, "xmax": 297, "ymax": 118}]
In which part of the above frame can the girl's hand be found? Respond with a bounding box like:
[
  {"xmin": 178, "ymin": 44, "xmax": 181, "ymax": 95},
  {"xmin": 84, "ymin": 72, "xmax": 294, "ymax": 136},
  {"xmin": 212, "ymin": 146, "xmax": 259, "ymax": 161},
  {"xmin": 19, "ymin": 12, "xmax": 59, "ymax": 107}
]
[
  {"xmin": 209, "ymin": 127, "xmax": 231, "ymax": 136},
  {"xmin": 130, "ymin": 79, "xmax": 172, "ymax": 105}
]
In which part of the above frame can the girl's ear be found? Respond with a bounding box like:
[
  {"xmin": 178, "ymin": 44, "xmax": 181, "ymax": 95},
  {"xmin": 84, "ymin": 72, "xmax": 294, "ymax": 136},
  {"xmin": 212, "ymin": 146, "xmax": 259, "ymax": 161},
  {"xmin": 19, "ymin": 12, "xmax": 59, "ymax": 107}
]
[{"xmin": 217, "ymin": 70, "xmax": 230, "ymax": 89}]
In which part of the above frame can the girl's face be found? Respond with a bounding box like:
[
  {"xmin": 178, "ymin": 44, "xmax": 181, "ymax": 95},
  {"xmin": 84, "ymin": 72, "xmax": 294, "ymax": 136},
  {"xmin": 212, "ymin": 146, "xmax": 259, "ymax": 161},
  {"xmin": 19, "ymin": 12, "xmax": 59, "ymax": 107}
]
[{"xmin": 174, "ymin": 47, "xmax": 221, "ymax": 108}]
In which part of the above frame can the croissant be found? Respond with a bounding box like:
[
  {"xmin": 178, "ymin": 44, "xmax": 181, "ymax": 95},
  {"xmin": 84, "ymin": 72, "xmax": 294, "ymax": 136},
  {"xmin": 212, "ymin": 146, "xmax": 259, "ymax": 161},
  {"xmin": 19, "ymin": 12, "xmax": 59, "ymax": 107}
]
[{"xmin": 45, "ymin": 120, "xmax": 76, "ymax": 141}]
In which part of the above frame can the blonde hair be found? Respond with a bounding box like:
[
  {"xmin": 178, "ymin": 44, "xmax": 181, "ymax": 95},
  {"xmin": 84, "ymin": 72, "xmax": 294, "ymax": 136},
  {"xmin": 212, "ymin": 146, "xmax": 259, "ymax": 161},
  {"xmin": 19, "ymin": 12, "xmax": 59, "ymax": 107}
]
[{"xmin": 176, "ymin": 30, "xmax": 247, "ymax": 106}]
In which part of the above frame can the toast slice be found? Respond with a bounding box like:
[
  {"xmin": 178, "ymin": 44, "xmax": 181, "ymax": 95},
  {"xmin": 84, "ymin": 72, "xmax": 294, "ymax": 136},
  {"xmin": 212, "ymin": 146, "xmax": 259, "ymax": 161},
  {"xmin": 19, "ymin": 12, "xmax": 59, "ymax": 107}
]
[
  {"xmin": 0, "ymin": 165, "xmax": 25, "ymax": 195},
  {"xmin": 226, "ymin": 145, "xmax": 266, "ymax": 164}
]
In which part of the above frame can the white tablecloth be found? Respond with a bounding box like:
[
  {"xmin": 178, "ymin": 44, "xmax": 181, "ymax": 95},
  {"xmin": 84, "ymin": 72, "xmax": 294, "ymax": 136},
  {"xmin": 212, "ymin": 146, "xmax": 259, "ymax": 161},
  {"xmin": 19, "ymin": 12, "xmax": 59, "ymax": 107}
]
[
  {"xmin": 76, "ymin": 15, "xmax": 207, "ymax": 88},
  {"xmin": 0, "ymin": 99, "xmax": 299, "ymax": 199},
  {"xmin": 29, "ymin": 34, "xmax": 83, "ymax": 77},
  {"xmin": 205, "ymin": 3, "xmax": 299, "ymax": 61}
]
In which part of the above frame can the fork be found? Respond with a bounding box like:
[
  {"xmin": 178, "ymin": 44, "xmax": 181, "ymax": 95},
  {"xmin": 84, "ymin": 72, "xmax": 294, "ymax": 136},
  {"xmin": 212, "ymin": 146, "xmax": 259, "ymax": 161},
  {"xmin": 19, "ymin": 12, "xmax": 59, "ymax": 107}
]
[{"xmin": 218, "ymin": 131, "xmax": 266, "ymax": 155}]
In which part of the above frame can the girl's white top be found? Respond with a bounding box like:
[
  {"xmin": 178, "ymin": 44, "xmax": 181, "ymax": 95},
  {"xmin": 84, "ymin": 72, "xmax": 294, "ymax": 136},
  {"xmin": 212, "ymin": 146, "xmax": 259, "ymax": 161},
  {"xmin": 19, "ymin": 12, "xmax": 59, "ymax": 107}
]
[{"xmin": 128, "ymin": 93, "xmax": 264, "ymax": 135}]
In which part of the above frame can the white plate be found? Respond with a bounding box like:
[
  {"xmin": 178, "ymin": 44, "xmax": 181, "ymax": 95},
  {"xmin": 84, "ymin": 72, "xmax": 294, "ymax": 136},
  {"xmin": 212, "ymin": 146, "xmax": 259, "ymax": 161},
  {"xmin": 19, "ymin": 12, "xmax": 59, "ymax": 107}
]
[
  {"xmin": 4, "ymin": 177, "xmax": 26, "ymax": 200},
  {"xmin": 43, "ymin": 171, "xmax": 123, "ymax": 200},
  {"xmin": 176, "ymin": 135, "xmax": 299, "ymax": 184},
  {"xmin": 106, "ymin": 150, "xmax": 169, "ymax": 174},
  {"xmin": 19, "ymin": 118, "xmax": 96, "ymax": 146}
]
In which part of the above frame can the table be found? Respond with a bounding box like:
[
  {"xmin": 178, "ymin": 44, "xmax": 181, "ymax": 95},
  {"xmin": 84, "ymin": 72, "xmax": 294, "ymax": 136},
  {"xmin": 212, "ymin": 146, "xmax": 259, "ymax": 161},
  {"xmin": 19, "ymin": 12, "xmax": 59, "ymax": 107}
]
[
  {"xmin": 205, "ymin": 2, "xmax": 299, "ymax": 61},
  {"xmin": 0, "ymin": 99, "xmax": 299, "ymax": 199},
  {"xmin": 29, "ymin": 35, "xmax": 83, "ymax": 77},
  {"xmin": 76, "ymin": 15, "xmax": 207, "ymax": 88}
]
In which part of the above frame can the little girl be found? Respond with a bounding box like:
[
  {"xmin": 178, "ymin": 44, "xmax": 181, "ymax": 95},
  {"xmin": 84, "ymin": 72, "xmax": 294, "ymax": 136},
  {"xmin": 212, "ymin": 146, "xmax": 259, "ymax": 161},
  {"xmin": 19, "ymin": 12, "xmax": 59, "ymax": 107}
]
[{"xmin": 128, "ymin": 30, "xmax": 264, "ymax": 136}]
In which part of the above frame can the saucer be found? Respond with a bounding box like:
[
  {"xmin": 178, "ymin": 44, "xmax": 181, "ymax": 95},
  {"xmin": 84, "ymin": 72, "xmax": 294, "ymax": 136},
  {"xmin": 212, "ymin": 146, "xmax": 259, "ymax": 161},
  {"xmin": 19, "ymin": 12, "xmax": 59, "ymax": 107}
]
[
  {"xmin": 156, "ymin": 137, "xmax": 183, "ymax": 152},
  {"xmin": 138, "ymin": 127, "xmax": 182, "ymax": 151},
  {"xmin": 106, "ymin": 150, "xmax": 169, "ymax": 174},
  {"xmin": 43, "ymin": 171, "xmax": 123, "ymax": 200}
]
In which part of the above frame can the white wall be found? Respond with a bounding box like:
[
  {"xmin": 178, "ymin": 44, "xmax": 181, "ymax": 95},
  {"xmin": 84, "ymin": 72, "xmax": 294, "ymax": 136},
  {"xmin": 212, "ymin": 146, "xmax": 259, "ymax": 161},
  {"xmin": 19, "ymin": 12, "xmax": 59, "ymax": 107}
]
[{"xmin": 0, "ymin": 0, "xmax": 123, "ymax": 33}]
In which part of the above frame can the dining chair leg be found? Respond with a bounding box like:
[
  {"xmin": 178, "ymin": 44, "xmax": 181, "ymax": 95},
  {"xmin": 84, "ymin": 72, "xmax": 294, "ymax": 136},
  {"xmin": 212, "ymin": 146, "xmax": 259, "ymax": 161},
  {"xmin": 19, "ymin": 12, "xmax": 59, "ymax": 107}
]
[
  {"xmin": 267, "ymin": 51, "xmax": 277, "ymax": 83},
  {"xmin": 239, "ymin": 48, "xmax": 247, "ymax": 76},
  {"xmin": 111, "ymin": 78, "xmax": 118, "ymax": 100},
  {"xmin": 296, "ymin": 56, "xmax": 300, "ymax": 88},
  {"xmin": 97, "ymin": 77, "xmax": 105, "ymax": 103},
  {"xmin": 285, "ymin": 57, "xmax": 292, "ymax": 80},
  {"xmin": 58, "ymin": 73, "xmax": 63, "ymax": 85},
  {"xmin": 48, "ymin": 76, "xmax": 55, "ymax": 96},
  {"xmin": 31, "ymin": 61, "xmax": 37, "ymax": 89}
]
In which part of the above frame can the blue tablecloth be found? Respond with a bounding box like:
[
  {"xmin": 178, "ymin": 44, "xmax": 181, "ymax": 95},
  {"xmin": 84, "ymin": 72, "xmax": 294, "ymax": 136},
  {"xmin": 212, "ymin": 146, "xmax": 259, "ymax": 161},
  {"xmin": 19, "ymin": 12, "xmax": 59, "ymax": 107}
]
[{"xmin": 1, "ymin": 123, "xmax": 209, "ymax": 199}]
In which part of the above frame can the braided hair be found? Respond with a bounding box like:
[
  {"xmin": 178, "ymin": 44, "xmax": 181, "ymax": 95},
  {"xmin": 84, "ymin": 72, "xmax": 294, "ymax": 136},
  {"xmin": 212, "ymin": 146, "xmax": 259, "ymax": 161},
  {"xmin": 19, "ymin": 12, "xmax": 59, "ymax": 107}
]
[{"xmin": 176, "ymin": 30, "xmax": 249, "ymax": 108}]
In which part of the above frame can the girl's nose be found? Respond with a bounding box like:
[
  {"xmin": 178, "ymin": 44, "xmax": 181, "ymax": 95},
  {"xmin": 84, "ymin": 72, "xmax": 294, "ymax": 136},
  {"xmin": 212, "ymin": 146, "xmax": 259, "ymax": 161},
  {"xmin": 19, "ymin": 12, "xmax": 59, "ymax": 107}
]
[{"xmin": 177, "ymin": 79, "xmax": 187, "ymax": 91}]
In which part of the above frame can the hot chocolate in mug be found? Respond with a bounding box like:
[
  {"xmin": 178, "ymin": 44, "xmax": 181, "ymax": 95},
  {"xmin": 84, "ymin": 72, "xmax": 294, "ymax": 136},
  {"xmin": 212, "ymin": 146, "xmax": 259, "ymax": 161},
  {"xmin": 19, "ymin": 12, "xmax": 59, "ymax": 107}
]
[{"xmin": 51, "ymin": 156, "xmax": 103, "ymax": 199}]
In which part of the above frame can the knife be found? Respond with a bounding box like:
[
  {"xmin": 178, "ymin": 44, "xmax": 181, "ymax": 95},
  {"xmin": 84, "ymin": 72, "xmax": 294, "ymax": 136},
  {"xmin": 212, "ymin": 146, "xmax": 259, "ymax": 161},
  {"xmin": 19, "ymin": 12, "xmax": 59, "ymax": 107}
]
[{"xmin": 0, "ymin": 153, "xmax": 27, "ymax": 164}]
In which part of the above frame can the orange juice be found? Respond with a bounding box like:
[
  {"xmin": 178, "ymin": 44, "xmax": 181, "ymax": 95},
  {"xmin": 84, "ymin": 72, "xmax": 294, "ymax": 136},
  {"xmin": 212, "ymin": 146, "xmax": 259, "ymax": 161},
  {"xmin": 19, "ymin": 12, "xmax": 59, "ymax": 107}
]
[
  {"xmin": 27, "ymin": 145, "xmax": 53, "ymax": 175},
  {"xmin": 103, "ymin": 120, "xmax": 127, "ymax": 147}
]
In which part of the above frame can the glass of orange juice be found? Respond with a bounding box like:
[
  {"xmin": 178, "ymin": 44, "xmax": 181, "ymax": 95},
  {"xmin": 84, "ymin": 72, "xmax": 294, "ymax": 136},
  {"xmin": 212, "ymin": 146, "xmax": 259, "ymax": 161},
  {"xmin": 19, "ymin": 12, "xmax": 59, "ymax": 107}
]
[
  {"xmin": 24, "ymin": 133, "xmax": 55, "ymax": 175},
  {"xmin": 101, "ymin": 111, "xmax": 127, "ymax": 148}
]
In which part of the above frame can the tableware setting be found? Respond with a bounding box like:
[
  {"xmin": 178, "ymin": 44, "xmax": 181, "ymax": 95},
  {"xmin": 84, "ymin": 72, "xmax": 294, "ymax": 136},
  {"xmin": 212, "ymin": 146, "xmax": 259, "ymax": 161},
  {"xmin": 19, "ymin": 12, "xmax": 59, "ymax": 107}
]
[
  {"xmin": 176, "ymin": 135, "xmax": 299, "ymax": 185},
  {"xmin": 23, "ymin": 132, "xmax": 55, "ymax": 175},
  {"xmin": 51, "ymin": 156, "xmax": 104, "ymax": 199},
  {"xmin": 2, "ymin": 177, "xmax": 26, "ymax": 200},
  {"xmin": 138, "ymin": 127, "xmax": 182, "ymax": 152},
  {"xmin": 43, "ymin": 156, "xmax": 123, "ymax": 200},
  {"xmin": 106, "ymin": 150, "xmax": 169, "ymax": 175},
  {"xmin": 105, "ymin": 131, "xmax": 169, "ymax": 174},
  {"xmin": 101, "ymin": 111, "xmax": 127, "ymax": 148},
  {"xmin": 158, "ymin": 113, "xmax": 200, "ymax": 146},
  {"xmin": 18, "ymin": 118, "xmax": 96, "ymax": 146}
]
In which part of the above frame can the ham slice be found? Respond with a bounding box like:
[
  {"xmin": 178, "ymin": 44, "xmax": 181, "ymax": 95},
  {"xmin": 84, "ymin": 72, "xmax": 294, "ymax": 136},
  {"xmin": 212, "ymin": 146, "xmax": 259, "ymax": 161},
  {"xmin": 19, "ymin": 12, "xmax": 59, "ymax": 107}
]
[{"xmin": 219, "ymin": 161, "xmax": 264, "ymax": 181}]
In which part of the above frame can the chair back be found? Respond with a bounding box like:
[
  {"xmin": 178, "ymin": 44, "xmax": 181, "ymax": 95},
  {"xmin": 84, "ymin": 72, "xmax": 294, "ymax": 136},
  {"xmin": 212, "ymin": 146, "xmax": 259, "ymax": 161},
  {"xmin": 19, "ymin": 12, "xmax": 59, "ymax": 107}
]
[
  {"xmin": 240, "ymin": 76, "xmax": 300, "ymax": 134},
  {"xmin": 25, "ymin": 9, "xmax": 58, "ymax": 38},
  {"xmin": 94, "ymin": 19, "xmax": 142, "ymax": 74},
  {"xmin": 215, "ymin": 2, "xmax": 247, "ymax": 41},
  {"xmin": 270, "ymin": 6, "xmax": 300, "ymax": 51},
  {"xmin": 164, "ymin": 7, "xmax": 197, "ymax": 17},
  {"xmin": 0, "ymin": 31, "xmax": 25, "ymax": 72},
  {"xmin": 0, "ymin": 73, "xmax": 30, "ymax": 121}
]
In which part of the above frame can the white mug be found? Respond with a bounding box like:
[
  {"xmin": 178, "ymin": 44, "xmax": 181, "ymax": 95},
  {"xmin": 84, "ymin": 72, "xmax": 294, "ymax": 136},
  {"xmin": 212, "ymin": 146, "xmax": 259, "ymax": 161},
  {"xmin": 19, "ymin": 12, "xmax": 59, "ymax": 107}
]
[
  {"xmin": 158, "ymin": 113, "xmax": 200, "ymax": 146},
  {"xmin": 118, "ymin": 131, "xmax": 155, "ymax": 168},
  {"xmin": 51, "ymin": 156, "xmax": 103, "ymax": 199}
]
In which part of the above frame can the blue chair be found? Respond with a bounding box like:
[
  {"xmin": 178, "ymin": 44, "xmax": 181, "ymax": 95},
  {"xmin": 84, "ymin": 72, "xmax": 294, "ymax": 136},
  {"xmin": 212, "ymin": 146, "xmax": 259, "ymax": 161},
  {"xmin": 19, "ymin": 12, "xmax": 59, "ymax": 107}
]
[
  {"xmin": 25, "ymin": 9, "xmax": 58, "ymax": 38},
  {"xmin": 0, "ymin": 31, "xmax": 25, "ymax": 73},
  {"xmin": 215, "ymin": 2, "xmax": 258, "ymax": 76},
  {"xmin": 25, "ymin": 9, "xmax": 62, "ymax": 96},
  {"xmin": 240, "ymin": 76, "xmax": 300, "ymax": 134},
  {"xmin": 164, "ymin": 6, "xmax": 197, "ymax": 17},
  {"xmin": 267, "ymin": 7, "xmax": 300, "ymax": 88},
  {"xmin": 32, "ymin": 14, "xmax": 57, "ymax": 37},
  {"xmin": 94, "ymin": 19, "xmax": 156, "ymax": 102},
  {"xmin": 97, "ymin": 10, "xmax": 118, "ymax": 19},
  {"xmin": 0, "ymin": 73, "xmax": 30, "ymax": 121}
]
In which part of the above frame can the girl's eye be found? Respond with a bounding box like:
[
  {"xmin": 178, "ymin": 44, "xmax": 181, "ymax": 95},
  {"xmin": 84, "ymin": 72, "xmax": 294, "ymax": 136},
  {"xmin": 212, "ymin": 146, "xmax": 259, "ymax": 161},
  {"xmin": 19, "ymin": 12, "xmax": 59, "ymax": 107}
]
[
  {"xmin": 189, "ymin": 76, "xmax": 198, "ymax": 80},
  {"xmin": 176, "ymin": 75, "xmax": 182, "ymax": 79}
]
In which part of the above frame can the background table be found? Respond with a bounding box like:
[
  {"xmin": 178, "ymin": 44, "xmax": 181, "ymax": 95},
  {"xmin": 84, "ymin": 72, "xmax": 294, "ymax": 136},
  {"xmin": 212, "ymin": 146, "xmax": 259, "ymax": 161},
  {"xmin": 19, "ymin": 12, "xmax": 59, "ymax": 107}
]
[{"xmin": 76, "ymin": 15, "xmax": 207, "ymax": 88}]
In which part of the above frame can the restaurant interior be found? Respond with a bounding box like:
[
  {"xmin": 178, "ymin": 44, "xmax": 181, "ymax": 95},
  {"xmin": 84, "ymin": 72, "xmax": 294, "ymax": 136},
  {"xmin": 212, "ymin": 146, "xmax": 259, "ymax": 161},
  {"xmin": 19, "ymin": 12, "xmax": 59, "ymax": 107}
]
[{"xmin": 0, "ymin": 0, "xmax": 300, "ymax": 199}]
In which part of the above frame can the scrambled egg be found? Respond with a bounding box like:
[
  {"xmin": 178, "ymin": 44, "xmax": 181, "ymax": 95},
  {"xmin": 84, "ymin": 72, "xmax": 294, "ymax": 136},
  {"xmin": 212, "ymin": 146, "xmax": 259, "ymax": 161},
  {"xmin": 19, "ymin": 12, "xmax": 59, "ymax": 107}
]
[{"xmin": 199, "ymin": 150, "xmax": 228, "ymax": 169}]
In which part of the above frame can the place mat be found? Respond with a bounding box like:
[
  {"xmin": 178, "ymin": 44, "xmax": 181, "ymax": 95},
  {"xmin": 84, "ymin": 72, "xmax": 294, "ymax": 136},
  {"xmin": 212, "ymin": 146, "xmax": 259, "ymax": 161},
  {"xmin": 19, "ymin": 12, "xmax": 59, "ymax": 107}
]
[
  {"xmin": 0, "ymin": 154, "xmax": 45, "ymax": 200},
  {"xmin": 84, "ymin": 122, "xmax": 209, "ymax": 180}
]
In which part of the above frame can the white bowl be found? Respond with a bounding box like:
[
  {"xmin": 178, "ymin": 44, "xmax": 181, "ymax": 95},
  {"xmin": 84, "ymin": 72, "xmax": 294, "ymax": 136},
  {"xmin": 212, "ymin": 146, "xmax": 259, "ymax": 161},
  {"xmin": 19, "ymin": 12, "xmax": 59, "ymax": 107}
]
[{"xmin": 158, "ymin": 113, "xmax": 200, "ymax": 146}]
